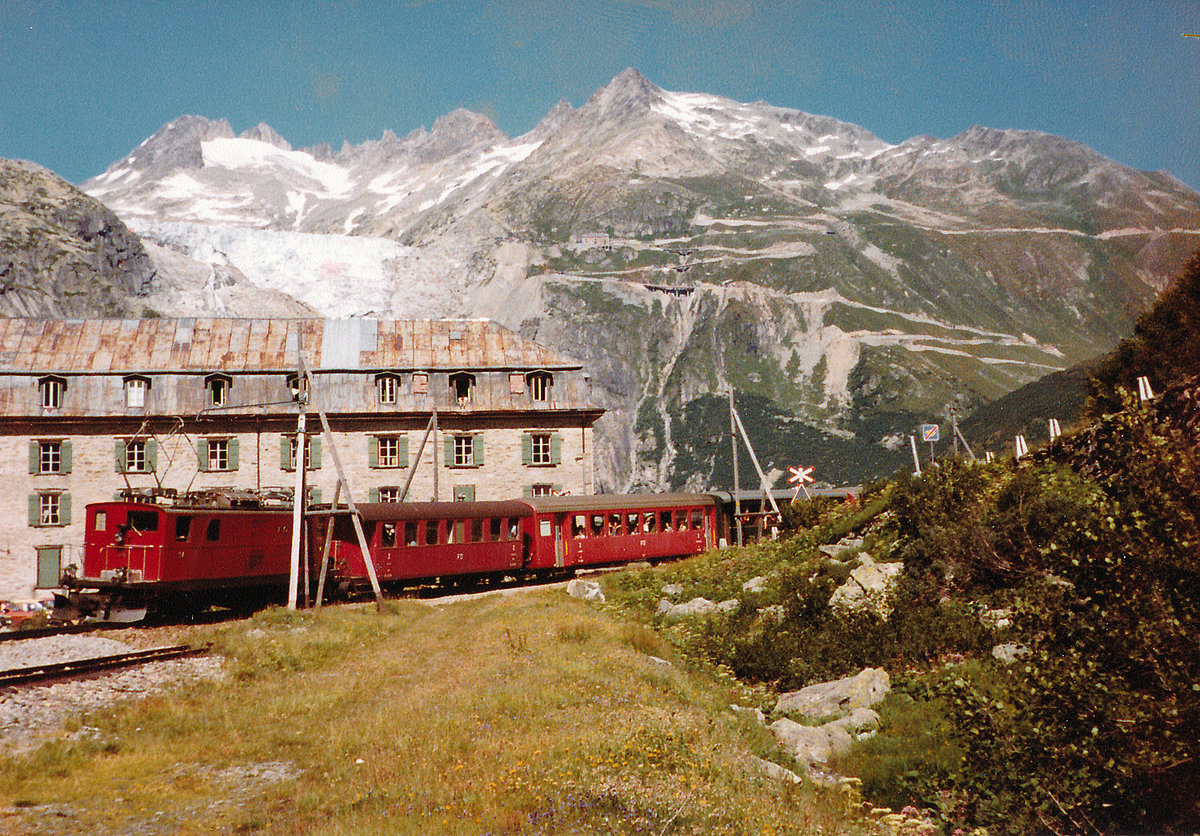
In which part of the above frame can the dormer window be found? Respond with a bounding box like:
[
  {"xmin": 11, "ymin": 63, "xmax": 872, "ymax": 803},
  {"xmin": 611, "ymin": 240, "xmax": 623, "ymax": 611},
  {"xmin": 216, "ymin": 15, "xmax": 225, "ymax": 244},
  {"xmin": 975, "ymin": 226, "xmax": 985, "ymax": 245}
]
[
  {"xmin": 449, "ymin": 372, "xmax": 475, "ymax": 407},
  {"xmin": 526, "ymin": 371, "xmax": 553, "ymax": 402},
  {"xmin": 286, "ymin": 373, "xmax": 307, "ymax": 403},
  {"xmin": 205, "ymin": 374, "xmax": 231, "ymax": 407},
  {"xmin": 124, "ymin": 376, "xmax": 149, "ymax": 408},
  {"xmin": 413, "ymin": 372, "xmax": 428, "ymax": 395},
  {"xmin": 376, "ymin": 373, "xmax": 400, "ymax": 405},
  {"xmin": 39, "ymin": 376, "xmax": 65, "ymax": 410}
]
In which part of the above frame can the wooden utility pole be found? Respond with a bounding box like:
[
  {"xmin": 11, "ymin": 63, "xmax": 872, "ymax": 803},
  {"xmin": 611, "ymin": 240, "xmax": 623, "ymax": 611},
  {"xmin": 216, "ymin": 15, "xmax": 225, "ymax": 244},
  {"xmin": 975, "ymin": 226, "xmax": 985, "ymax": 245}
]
[
  {"xmin": 400, "ymin": 409, "xmax": 437, "ymax": 502},
  {"xmin": 729, "ymin": 388, "xmax": 742, "ymax": 547}
]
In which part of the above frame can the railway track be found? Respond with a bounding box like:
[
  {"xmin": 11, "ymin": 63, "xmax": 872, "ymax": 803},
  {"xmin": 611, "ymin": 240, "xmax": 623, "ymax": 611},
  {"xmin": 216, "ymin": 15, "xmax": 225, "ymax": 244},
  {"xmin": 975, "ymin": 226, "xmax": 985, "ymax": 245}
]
[{"xmin": 0, "ymin": 644, "xmax": 208, "ymax": 688}]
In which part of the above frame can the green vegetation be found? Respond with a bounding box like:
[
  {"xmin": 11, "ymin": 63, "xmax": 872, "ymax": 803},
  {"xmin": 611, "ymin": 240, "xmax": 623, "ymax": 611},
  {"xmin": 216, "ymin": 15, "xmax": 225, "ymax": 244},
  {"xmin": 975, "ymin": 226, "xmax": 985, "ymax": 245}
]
[{"xmin": 0, "ymin": 597, "xmax": 867, "ymax": 835}]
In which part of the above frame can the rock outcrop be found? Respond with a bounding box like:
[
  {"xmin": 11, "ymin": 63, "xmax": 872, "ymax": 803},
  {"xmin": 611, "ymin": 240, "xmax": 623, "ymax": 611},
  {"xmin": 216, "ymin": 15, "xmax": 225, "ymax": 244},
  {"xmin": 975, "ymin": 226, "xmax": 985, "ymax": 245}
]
[{"xmin": 0, "ymin": 159, "xmax": 153, "ymax": 317}]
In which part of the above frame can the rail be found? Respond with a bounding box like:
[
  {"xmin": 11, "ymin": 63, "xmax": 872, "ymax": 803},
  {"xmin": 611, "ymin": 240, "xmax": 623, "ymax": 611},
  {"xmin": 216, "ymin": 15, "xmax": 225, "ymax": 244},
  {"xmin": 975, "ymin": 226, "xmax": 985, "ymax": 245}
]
[{"xmin": 0, "ymin": 644, "xmax": 208, "ymax": 687}]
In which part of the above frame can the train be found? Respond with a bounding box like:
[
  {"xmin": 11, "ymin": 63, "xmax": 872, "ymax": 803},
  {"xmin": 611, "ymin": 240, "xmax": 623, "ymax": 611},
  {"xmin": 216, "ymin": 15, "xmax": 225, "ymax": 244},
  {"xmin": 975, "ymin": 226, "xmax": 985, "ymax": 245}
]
[
  {"xmin": 55, "ymin": 485, "xmax": 860, "ymax": 622},
  {"xmin": 55, "ymin": 489, "xmax": 723, "ymax": 621}
]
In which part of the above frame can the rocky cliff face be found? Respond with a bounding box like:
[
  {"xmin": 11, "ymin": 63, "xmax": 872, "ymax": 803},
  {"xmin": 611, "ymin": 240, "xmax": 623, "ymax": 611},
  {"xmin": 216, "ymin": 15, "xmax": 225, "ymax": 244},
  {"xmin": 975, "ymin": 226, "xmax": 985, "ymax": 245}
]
[
  {"xmin": 0, "ymin": 159, "xmax": 154, "ymax": 317},
  {"xmin": 72, "ymin": 69, "xmax": 1200, "ymax": 489}
]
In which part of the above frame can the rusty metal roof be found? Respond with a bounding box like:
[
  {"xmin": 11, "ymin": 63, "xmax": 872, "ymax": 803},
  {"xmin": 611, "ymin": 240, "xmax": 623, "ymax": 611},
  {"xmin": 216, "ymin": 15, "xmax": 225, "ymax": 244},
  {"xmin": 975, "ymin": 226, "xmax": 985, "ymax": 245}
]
[{"xmin": 0, "ymin": 319, "xmax": 580, "ymax": 373}]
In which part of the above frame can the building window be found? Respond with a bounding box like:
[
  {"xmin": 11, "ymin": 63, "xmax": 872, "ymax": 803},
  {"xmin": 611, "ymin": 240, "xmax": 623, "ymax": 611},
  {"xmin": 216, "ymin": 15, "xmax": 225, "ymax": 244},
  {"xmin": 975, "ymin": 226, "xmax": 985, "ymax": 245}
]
[
  {"xmin": 454, "ymin": 435, "xmax": 473, "ymax": 467},
  {"xmin": 531, "ymin": 434, "xmax": 552, "ymax": 465},
  {"xmin": 116, "ymin": 439, "xmax": 156, "ymax": 474},
  {"xmin": 376, "ymin": 374, "xmax": 399, "ymax": 405},
  {"xmin": 372, "ymin": 435, "xmax": 406, "ymax": 469},
  {"xmin": 125, "ymin": 440, "xmax": 148, "ymax": 473},
  {"xmin": 205, "ymin": 374, "xmax": 231, "ymax": 407},
  {"xmin": 32, "ymin": 440, "xmax": 71, "ymax": 475},
  {"xmin": 531, "ymin": 484, "xmax": 555, "ymax": 497},
  {"xmin": 199, "ymin": 438, "xmax": 238, "ymax": 472},
  {"xmin": 377, "ymin": 487, "xmax": 401, "ymax": 503},
  {"xmin": 527, "ymin": 371, "xmax": 553, "ymax": 402},
  {"xmin": 124, "ymin": 376, "xmax": 149, "ymax": 408},
  {"xmin": 36, "ymin": 546, "xmax": 62, "ymax": 589},
  {"xmin": 39, "ymin": 376, "xmax": 65, "ymax": 409},
  {"xmin": 522, "ymin": 432, "xmax": 562, "ymax": 467},
  {"xmin": 413, "ymin": 372, "xmax": 428, "ymax": 395},
  {"xmin": 445, "ymin": 434, "xmax": 483, "ymax": 468},
  {"xmin": 28, "ymin": 492, "xmax": 69, "ymax": 527},
  {"xmin": 282, "ymin": 436, "xmax": 320, "ymax": 471},
  {"xmin": 449, "ymin": 372, "xmax": 475, "ymax": 407}
]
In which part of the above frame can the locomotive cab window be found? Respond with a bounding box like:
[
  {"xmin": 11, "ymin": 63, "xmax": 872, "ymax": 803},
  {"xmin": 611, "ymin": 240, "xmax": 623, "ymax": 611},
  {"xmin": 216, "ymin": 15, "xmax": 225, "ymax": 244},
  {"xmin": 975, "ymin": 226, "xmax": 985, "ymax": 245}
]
[
  {"xmin": 206, "ymin": 519, "xmax": 221, "ymax": 542},
  {"xmin": 94, "ymin": 511, "xmax": 107, "ymax": 532},
  {"xmin": 489, "ymin": 518, "xmax": 503, "ymax": 541},
  {"xmin": 381, "ymin": 524, "xmax": 396, "ymax": 548},
  {"xmin": 425, "ymin": 520, "xmax": 439, "ymax": 545},
  {"xmin": 176, "ymin": 515, "xmax": 193, "ymax": 541},
  {"xmin": 470, "ymin": 519, "xmax": 484, "ymax": 543},
  {"xmin": 691, "ymin": 509, "xmax": 703, "ymax": 529},
  {"xmin": 404, "ymin": 521, "xmax": 419, "ymax": 546},
  {"xmin": 540, "ymin": 519, "xmax": 552, "ymax": 537},
  {"xmin": 127, "ymin": 510, "xmax": 159, "ymax": 532}
]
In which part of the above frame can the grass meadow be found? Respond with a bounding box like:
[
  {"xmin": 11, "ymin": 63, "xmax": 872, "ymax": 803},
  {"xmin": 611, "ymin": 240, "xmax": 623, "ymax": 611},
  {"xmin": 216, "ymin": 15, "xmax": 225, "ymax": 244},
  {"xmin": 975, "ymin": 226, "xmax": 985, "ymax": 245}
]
[{"xmin": 0, "ymin": 588, "xmax": 869, "ymax": 835}]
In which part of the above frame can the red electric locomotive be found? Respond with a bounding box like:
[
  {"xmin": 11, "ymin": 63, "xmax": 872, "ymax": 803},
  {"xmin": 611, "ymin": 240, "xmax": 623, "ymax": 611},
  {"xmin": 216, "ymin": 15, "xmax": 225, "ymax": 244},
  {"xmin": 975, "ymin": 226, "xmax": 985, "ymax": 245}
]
[{"xmin": 56, "ymin": 490, "xmax": 294, "ymax": 621}]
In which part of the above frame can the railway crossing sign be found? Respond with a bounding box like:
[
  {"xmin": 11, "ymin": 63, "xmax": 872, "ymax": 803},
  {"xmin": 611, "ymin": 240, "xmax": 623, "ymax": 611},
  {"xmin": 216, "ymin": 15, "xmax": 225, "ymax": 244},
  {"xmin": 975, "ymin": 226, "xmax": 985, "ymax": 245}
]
[
  {"xmin": 788, "ymin": 465, "xmax": 814, "ymax": 502},
  {"xmin": 921, "ymin": 424, "xmax": 940, "ymax": 442}
]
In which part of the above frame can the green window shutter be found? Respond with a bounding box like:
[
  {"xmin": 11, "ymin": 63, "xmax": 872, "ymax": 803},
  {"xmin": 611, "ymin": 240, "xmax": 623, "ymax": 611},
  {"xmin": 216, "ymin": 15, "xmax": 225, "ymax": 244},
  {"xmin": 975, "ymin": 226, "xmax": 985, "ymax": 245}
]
[
  {"xmin": 116, "ymin": 440, "xmax": 128, "ymax": 473},
  {"xmin": 28, "ymin": 494, "xmax": 40, "ymax": 526},
  {"xmin": 398, "ymin": 435, "xmax": 409, "ymax": 466},
  {"xmin": 454, "ymin": 485, "xmax": 476, "ymax": 502},
  {"xmin": 60, "ymin": 494, "xmax": 71, "ymax": 525},
  {"xmin": 444, "ymin": 436, "xmax": 454, "ymax": 467},
  {"xmin": 552, "ymin": 484, "xmax": 563, "ymax": 495},
  {"xmin": 473, "ymin": 434, "xmax": 485, "ymax": 466},
  {"xmin": 281, "ymin": 436, "xmax": 293, "ymax": 471},
  {"xmin": 523, "ymin": 485, "xmax": 533, "ymax": 498},
  {"xmin": 36, "ymin": 547, "xmax": 61, "ymax": 589},
  {"xmin": 196, "ymin": 440, "xmax": 209, "ymax": 472},
  {"xmin": 309, "ymin": 438, "xmax": 321, "ymax": 470},
  {"xmin": 369, "ymin": 487, "xmax": 379, "ymax": 503},
  {"xmin": 368, "ymin": 436, "xmax": 379, "ymax": 468},
  {"xmin": 228, "ymin": 439, "xmax": 240, "ymax": 471},
  {"xmin": 521, "ymin": 433, "xmax": 532, "ymax": 465},
  {"xmin": 146, "ymin": 440, "xmax": 156, "ymax": 472},
  {"xmin": 61, "ymin": 441, "xmax": 72, "ymax": 474},
  {"xmin": 28, "ymin": 442, "xmax": 38, "ymax": 474},
  {"xmin": 551, "ymin": 433, "xmax": 562, "ymax": 465},
  {"xmin": 309, "ymin": 488, "xmax": 322, "ymax": 505}
]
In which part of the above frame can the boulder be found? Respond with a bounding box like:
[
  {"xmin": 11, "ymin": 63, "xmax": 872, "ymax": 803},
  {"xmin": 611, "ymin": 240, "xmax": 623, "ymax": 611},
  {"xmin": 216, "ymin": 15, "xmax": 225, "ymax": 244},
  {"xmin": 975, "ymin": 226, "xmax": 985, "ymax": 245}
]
[
  {"xmin": 758, "ymin": 604, "xmax": 785, "ymax": 624},
  {"xmin": 775, "ymin": 667, "xmax": 890, "ymax": 719},
  {"xmin": 730, "ymin": 704, "xmax": 766, "ymax": 726},
  {"xmin": 828, "ymin": 555, "xmax": 903, "ymax": 618},
  {"xmin": 770, "ymin": 718, "xmax": 854, "ymax": 767},
  {"xmin": 566, "ymin": 578, "xmax": 605, "ymax": 602},
  {"xmin": 717, "ymin": 598, "xmax": 739, "ymax": 614},
  {"xmin": 742, "ymin": 576, "xmax": 766, "ymax": 593},
  {"xmin": 751, "ymin": 755, "xmax": 802, "ymax": 784},
  {"xmin": 657, "ymin": 597, "xmax": 719, "ymax": 618},
  {"xmin": 991, "ymin": 642, "xmax": 1030, "ymax": 663},
  {"xmin": 661, "ymin": 583, "xmax": 684, "ymax": 597}
]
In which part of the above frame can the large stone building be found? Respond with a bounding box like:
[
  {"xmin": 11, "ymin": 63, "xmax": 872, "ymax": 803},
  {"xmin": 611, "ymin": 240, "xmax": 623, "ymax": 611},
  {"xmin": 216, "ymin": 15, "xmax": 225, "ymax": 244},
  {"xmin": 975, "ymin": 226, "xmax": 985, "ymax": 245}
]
[{"xmin": 0, "ymin": 318, "xmax": 603, "ymax": 599}]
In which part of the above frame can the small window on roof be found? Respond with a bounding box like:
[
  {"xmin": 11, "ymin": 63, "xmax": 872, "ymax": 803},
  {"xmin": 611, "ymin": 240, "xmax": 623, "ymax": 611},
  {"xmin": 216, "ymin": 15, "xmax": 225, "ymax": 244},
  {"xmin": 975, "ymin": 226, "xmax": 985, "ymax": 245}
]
[
  {"xmin": 376, "ymin": 373, "xmax": 399, "ymax": 405},
  {"xmin": 449, "ymin": 372, "xmax": 475, "ymax": 406},
  {"xmin": 124, "ymin": 376, "xmax": 149, "ymax": 408},
  {"xmin": 205, "ymin": 374, "xmax": 231, "ymax": 407},
  {"xmin": 39, "ymin": 376, "xmax": 65, "ymax": 410},
  {"xmin": 526, "ymin": 371, "xmax": 553, "ymax": 402}
]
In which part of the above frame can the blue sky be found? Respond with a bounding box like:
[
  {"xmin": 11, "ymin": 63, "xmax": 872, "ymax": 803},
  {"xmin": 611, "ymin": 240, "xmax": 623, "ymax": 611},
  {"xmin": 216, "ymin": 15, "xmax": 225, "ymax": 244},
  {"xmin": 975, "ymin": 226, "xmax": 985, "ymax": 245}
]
[{"xmin": 3, "ymin": 0, "xmax": 1198, "ymax": 190}]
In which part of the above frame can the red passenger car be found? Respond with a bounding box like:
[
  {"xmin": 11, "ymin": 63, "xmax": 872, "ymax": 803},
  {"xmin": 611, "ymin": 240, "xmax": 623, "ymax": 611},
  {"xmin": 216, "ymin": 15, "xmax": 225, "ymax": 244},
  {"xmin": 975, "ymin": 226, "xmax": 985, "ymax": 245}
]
[
  {"xmin": 521, "ymin": 494, "xmax": 717, "ymax": 571},
  {"xmin": 311, "ymin": 501, "xmax": 534, "ymax": 592},
  {"xmin": 58, "ymin": 494, "xmax": 293, "ymax": 620}
]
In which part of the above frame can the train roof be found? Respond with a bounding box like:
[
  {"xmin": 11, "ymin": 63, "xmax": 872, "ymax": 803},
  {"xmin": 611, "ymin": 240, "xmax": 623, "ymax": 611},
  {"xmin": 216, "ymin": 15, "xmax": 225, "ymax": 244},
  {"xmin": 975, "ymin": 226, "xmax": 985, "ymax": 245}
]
[
  {"xmin": 523, "ymin": 493, "xmax": 716, "ymax": 513},
  {"xmin": 323, "ymin": 501, "xmax": 535, "ymax": 521}
]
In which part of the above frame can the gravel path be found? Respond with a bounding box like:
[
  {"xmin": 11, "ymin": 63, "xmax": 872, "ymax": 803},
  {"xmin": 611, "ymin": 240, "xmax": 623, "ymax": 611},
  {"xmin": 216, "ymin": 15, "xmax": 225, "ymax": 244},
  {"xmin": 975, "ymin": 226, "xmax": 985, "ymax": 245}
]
[{"xmin": 0, "ymin": 633, "xmax": 225, "ymax": 751}]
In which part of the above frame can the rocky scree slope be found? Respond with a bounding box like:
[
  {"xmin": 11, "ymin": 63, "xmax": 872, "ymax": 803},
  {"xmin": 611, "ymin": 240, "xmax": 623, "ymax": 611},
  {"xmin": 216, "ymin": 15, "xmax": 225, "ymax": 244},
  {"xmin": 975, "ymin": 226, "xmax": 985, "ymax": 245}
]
[{"xmin": 79, "ymin": 69, "xmax": 1200, "ymax": 489}]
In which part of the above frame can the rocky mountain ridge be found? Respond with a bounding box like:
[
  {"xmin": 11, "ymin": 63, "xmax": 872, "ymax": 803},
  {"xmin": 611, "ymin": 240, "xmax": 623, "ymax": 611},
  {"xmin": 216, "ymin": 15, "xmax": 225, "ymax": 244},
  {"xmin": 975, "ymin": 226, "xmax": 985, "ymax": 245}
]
[{"xmin": 74, "ymin": 68, "xmax": 1200, "ymax": 489}]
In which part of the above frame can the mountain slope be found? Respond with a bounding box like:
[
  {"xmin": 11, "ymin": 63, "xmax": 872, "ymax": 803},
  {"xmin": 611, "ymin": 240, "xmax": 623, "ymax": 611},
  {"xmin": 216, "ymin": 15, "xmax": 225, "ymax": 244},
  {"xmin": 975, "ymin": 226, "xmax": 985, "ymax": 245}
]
[{"xmin": 78, "ymin": 69, "xmax": 1200, "ymax": 490}]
